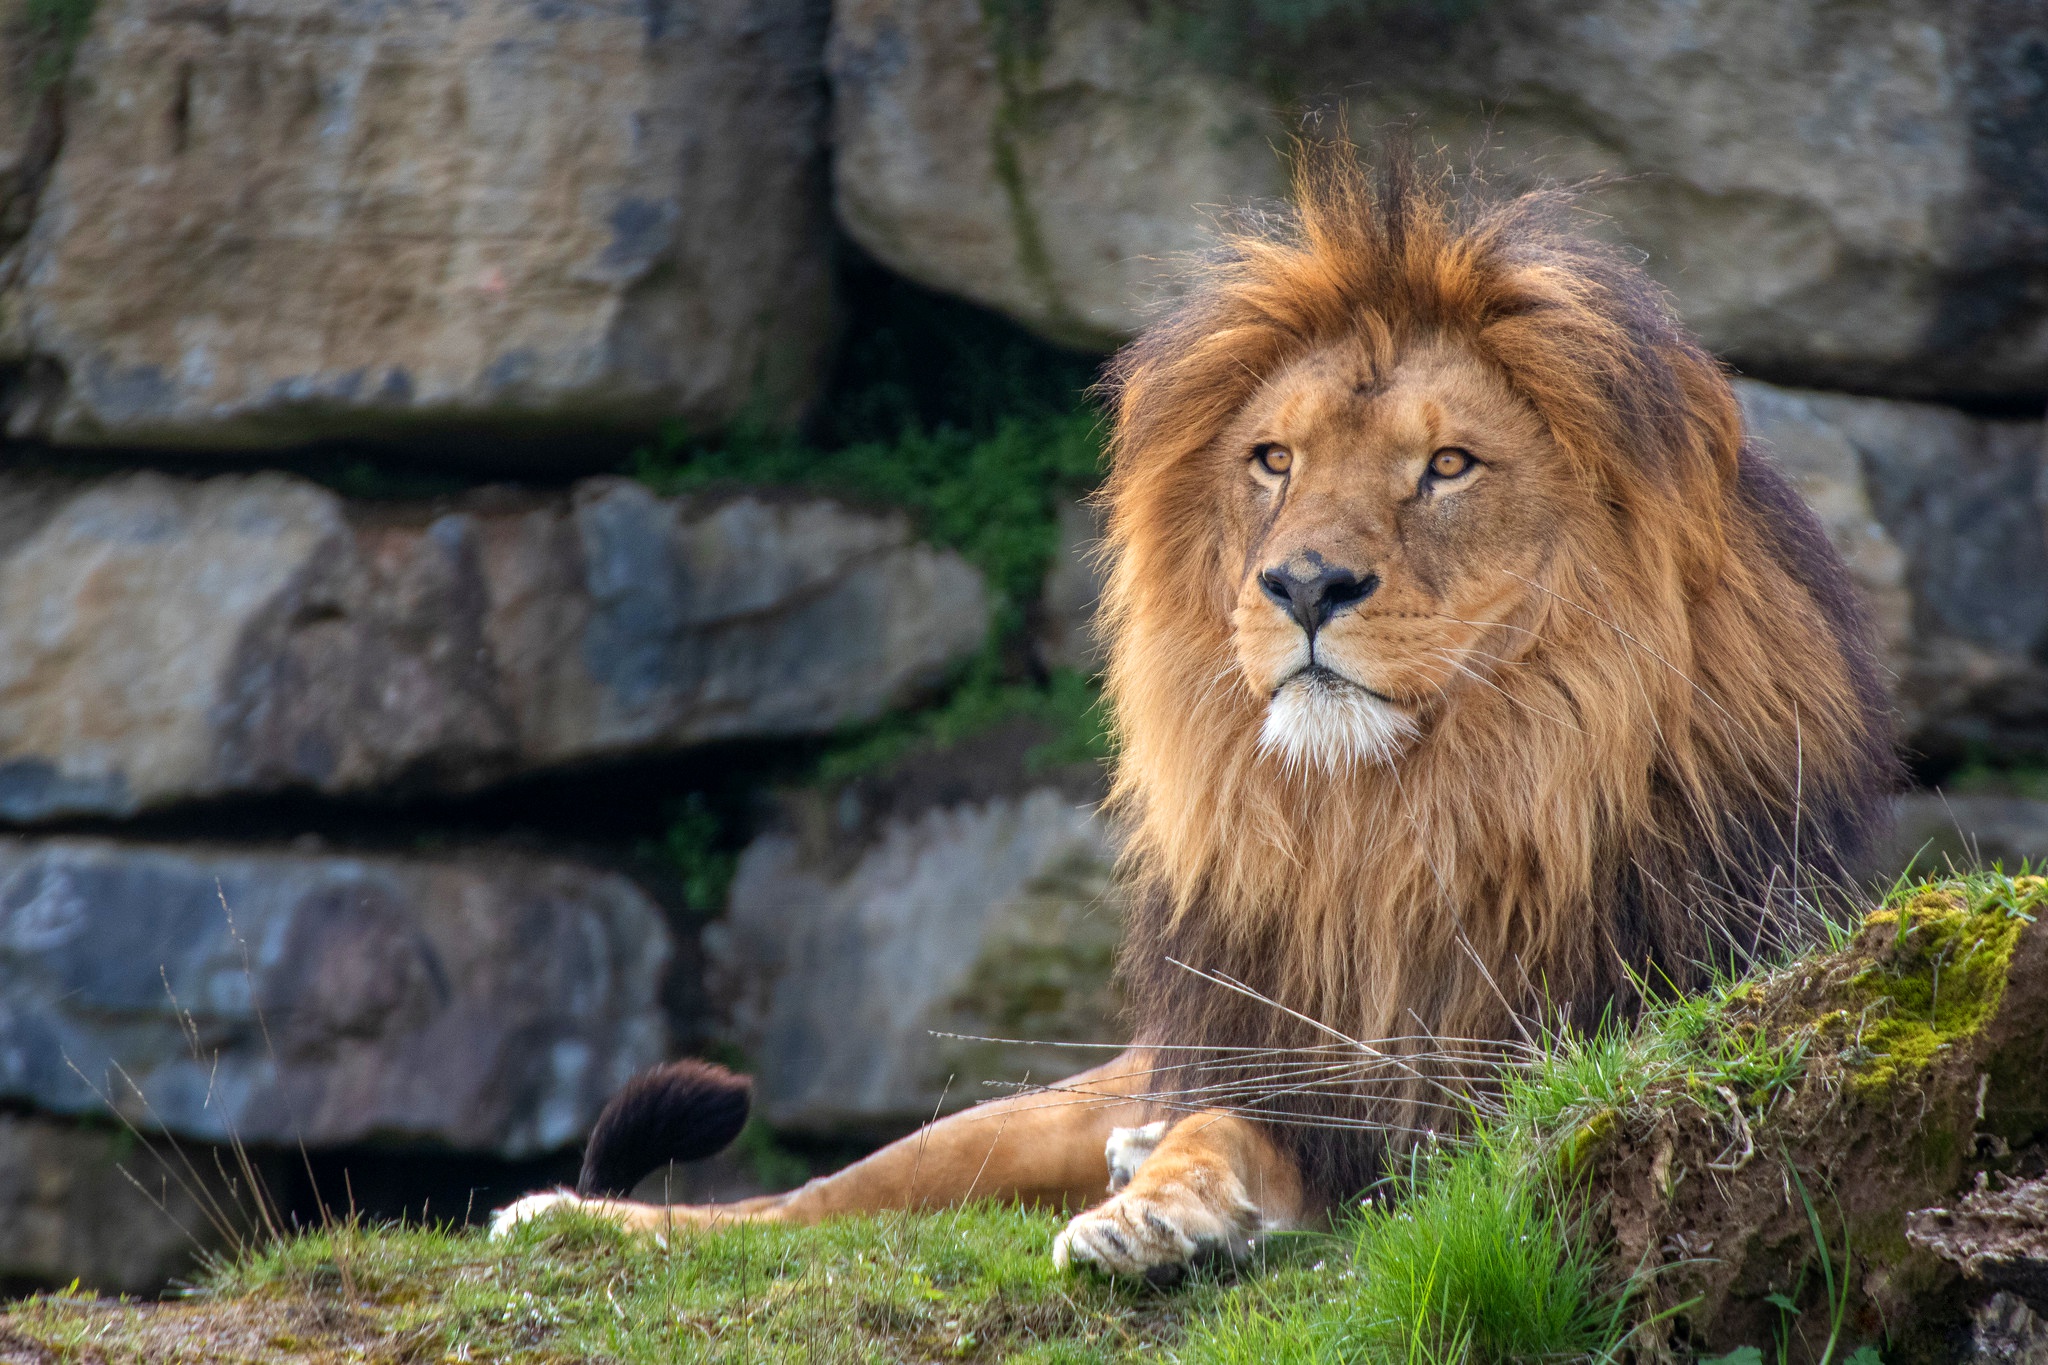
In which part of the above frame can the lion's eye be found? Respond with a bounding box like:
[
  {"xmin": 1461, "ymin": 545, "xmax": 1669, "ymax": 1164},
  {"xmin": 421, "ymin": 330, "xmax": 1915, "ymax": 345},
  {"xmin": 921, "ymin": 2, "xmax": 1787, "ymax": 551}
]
[
  {"xmin": 1427, "ymin": 448, "xmax": 1476, "ymax": 481},
  {"xmin": 1252, "ymin": 444, "xmax": 1292, "ymax": 476}
]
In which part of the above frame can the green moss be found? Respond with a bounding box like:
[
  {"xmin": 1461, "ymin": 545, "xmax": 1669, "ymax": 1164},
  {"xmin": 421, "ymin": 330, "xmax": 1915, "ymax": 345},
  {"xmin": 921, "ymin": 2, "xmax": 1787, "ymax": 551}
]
[
  {"xmin": 19, "ymin": 0, "xmax": 95, "ymax": 90},
  {"xmin": 1843, "ymin": 873, "xmax": 2044, "ymax": 1093},
  {"xmin": 634, "ymin": 408, "xmax": 1104, "ymax": 637}
]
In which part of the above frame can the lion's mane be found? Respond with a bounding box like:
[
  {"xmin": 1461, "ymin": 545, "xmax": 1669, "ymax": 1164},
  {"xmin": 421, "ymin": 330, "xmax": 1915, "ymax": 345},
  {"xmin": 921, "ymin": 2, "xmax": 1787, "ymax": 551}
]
[{"xmin": 1095, "ymin": 145, "xmax": 1896, "ymax": 1199}]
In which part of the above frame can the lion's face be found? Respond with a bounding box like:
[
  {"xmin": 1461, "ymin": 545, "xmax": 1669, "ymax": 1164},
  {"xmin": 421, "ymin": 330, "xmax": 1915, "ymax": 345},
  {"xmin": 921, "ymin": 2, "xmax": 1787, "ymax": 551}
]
[{"xmin": 1218, "ymin": 334, "xmax": 1572, "ymax": 772}]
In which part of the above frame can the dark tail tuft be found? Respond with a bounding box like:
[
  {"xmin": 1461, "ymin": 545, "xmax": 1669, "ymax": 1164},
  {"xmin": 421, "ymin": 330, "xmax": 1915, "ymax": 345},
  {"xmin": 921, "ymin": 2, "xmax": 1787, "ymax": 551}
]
[{"xmin": 576, "ymin": 1059, "xmax": 753, "ymax": 1198}]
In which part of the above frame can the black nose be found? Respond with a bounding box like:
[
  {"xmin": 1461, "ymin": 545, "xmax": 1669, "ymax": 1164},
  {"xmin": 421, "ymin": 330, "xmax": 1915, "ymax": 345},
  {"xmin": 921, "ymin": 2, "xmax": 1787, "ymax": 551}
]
[{"xmin": 1260, "ymin": 559, "xmax": 1377, "ymax": 634}]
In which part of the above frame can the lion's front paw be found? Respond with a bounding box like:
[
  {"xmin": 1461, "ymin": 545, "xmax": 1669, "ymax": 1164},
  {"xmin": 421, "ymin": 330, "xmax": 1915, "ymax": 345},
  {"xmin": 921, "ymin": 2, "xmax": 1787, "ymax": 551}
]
[
  {"xmin": 1104, "ymin": 1120, "xmax": 1168, "ymax": 1192},
  {"xmin": 488, "ymin": 1189, "xmax": 582, "ymax": 1239},
  {"xmin": 1052, "ymin": 1169, "xmax": 1260, "ymax": 1282}
]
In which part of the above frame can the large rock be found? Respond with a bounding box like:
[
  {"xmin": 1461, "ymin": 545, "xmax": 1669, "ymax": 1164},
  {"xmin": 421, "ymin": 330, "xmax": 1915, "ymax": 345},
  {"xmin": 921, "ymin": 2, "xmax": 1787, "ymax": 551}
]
[
  {"xmin": 0, "ymin": 839, "xmax": 670, "ymax": 1156},
  {"xmin": 830, "ymin": 0, "xmax": 2048, "ymax": 398},
  {"xmin": 0, "ymin": 1112, "xmax": 270, "ymax": 1295},
  {"xmin": 1736, "ymin": 380, "xmax": 2048, "ymax": 765},
  {"xmin": 830, "ymin": 0, "xmax": 1282, "ymax": 351},
  {"xmin": 0, "ymin": 0, "xmax": 833, "ymax": 453},
  {"xmin": 709, "ymin": 764, "xmax": 1122, "ymax": 1134},
  {"xmin": 0, "ymin": 471, "xmax": 987, "ymax": 821},
  {"xmin": 1035, "ymin": 500, "xmax": 1107, "ymax": 675},
  {"xmin": 1587, "ymin": 875, "xmax": 2048, "ymax": 1354},
  {"xmin": 1892, "ymin": 795, "xmax": 2048, "ymax": 877}
]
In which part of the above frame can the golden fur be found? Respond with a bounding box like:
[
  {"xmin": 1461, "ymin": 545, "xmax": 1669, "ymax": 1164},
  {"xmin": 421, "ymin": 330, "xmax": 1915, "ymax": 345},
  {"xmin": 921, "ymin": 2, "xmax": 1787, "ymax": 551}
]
[{"xmin": 1101, "ymin": 142, "xmax": 1892, "ymax": 1196}]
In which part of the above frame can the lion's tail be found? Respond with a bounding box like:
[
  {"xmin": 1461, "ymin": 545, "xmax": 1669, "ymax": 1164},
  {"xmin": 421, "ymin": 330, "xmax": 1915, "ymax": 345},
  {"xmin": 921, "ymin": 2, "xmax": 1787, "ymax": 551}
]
[{"xmin": 575, "ymin": 1059, "xmax": 754, "ymax": 1198}]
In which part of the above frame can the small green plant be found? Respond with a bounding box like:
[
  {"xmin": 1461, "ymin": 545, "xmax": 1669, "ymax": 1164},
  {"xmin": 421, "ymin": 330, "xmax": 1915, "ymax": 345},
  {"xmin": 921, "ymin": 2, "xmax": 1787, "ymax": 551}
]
[
  {"xmin": 813, "ymin": 664, "xmax": 1110, "ymax": 787},
  {"xmin": 633, "ymin": 407, "xmax": 1105, "ymax": 632},
  {"xmin": 20, "ymin": 0, "xmax": 96, "ymax": 90},
  {"xmin": 658, "ymin": 792, "xmax": 739, "ymax": 918}
]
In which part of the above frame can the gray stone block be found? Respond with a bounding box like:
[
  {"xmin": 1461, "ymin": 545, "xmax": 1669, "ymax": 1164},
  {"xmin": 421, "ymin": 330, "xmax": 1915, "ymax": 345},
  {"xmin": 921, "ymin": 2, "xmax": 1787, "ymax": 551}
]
[
  {"xmin": 0, "ymin": 472, "xmax": 987, "ymax": 819},
  {"xmin": 0, "ymin": 838, "xmax": 671, "ymax": 1157}
]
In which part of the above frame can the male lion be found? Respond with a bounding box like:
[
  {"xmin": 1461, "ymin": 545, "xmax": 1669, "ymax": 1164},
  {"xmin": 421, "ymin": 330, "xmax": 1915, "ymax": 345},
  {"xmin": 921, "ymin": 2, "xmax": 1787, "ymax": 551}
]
[{"xmin": 494, "ymin": 144, "xmax": 1894, "ymax": 1279}]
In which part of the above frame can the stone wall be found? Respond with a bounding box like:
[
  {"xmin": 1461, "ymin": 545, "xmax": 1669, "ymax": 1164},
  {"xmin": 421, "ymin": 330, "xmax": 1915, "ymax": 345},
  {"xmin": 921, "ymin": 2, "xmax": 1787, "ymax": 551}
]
[
  {"xmin": 1735, "ymin": 381, "xmax": 2048, "ymax": 766},
  {"xmin": 830, "ymin": 0, "xmax": 2048, "ymax": 400},
  {"xmin": 0, "ymin": 0, "xmax": 835, "ymax": 457},
  {"xmin": 0, "ymin": 0, "xmax": 2040, "ymax": 1299},
  {"xmin": 0, "ymin": 472, "xmax": 986, "ymax": 820}
]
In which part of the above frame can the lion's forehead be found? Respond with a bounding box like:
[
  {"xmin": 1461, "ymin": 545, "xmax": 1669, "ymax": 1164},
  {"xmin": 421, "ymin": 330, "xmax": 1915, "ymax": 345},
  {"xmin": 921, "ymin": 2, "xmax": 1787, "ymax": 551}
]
[{"xmin": 1240, "ymin": 337, "xmax": 1543, "ymax": 478}]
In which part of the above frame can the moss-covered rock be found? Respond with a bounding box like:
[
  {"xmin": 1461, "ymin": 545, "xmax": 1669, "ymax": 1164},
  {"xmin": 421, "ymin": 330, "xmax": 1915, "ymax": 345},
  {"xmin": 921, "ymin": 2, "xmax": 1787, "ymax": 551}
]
[
  {"xmin": 1844, "ymin": 877, "xmax": 2043, "ymax": 1094},
  {"xmin": 1589, "ymin": 874, "xmax": 2048, "ymax": 1362}
]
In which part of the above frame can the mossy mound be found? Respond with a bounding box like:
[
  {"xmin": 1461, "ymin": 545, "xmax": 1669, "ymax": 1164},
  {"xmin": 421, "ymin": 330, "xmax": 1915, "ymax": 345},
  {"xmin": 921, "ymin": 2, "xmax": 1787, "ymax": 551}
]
[
  {"xmin": 1843, "ymin": 875, "xmax": 2043, "ymax": 1092},
  {"xmin": 1587, "ymin": 872, "xmax": 2048, "ymax": 1361}
]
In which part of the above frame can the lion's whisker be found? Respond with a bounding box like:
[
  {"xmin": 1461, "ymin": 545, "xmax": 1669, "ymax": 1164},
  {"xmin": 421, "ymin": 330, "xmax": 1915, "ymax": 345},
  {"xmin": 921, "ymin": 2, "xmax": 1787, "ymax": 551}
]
[{"xmin": 1428, "ymin": 649, "xmax": 1586, "ymax": 734}]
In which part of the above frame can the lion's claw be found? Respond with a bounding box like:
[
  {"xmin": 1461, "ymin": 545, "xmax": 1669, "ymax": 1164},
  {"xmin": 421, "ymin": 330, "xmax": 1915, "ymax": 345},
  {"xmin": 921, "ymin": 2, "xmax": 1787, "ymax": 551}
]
[{"xmin": 1052, "ymin": 1175, "xmax": 1259, "ymax": 1279}]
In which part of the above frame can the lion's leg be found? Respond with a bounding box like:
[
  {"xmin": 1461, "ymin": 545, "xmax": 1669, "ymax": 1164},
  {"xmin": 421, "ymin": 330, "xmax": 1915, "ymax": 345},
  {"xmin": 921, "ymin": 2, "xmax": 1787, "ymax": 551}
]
[
  {"xmin": 1051, "ymin": 1109, "xmax": 1316, "ymax": 1280},
  {"xmin": 492, "ymin": 1051, "xmax": 1154, "ymax": 1237}
]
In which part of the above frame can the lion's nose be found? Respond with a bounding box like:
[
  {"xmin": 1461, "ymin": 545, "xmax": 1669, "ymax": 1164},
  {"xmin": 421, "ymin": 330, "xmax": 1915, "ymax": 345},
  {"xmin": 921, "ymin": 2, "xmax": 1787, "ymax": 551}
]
[{"xmin": 1259, "ymin": 556, "xmax": 1378, "ymax": 634}]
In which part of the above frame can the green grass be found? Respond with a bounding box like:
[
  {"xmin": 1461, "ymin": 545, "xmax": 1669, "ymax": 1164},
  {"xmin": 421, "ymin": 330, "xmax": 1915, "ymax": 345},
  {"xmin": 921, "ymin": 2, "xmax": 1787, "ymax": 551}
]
[
  {"xmin": 1187, "ymin": 1141, "xmax": 1619, "ymax": 1365},
  {"xmin": 0, "ymin": 1191, "xmax": 1612, "ymax": 1363},
  {"xmin": 1, "ymin": 1208, "xmax": 1322, "ymax": 1363},
  {"xmin": 17, "ymin": 875, "xmax": 2018, "ymax": 1361}
]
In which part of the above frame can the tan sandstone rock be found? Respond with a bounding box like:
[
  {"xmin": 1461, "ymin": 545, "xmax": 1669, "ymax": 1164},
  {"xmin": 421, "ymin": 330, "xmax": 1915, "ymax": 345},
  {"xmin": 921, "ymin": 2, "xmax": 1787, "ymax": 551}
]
[
  {"xmin": 710, "ymin": 763, "xmax": 1123, "ymax": 1134},
  {"xmin": 0, "ymin": 0, "xmax": 833, "ymax": 453},
  {"xmin": 830, "ymin": 0, "xmax": 2048, "ymax": 400},
  {"xmin": 0, "ymin": 472, "xmax": 988, "ymax": 820}
]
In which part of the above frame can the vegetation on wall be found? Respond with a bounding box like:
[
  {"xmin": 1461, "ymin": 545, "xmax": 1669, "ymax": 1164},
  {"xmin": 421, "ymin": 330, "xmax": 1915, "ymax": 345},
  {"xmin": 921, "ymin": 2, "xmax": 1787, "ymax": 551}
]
[
  {"xmin": 634, "ymin": 408, "xmax": 1103, "ymax": 636},
  {"xmin": 634, "ymin": 264, "xmax": 1106, "ymax": 629},
  {"xmin": 635, "ymin": 263, "xmax": 1114, "ymax": 883},
  {"xmin": 17, "ymin": 0, "xmax": 95, "ymax": 89}
]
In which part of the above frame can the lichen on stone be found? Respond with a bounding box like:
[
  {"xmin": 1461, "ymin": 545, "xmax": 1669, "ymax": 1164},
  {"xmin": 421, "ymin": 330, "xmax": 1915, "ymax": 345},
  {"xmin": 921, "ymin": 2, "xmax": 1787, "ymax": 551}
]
[{"xmin": 1841, "ymin": 873, "xmax": 2044, "ymax": 1092}]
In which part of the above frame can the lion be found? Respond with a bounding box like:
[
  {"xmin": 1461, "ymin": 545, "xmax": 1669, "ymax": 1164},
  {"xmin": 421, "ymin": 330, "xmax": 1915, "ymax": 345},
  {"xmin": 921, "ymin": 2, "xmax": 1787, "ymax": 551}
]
[{"xmin": 491, "ymin": 142, "xmax": 1895, "ymax": 1280}]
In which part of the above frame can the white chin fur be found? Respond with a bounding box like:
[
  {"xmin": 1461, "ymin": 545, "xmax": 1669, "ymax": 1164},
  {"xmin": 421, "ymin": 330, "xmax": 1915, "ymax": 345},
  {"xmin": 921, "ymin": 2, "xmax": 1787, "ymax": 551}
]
[{"xmin": 1258, "ymin": 672, "xmax": 1417, "ymax": 774}]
